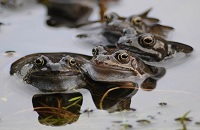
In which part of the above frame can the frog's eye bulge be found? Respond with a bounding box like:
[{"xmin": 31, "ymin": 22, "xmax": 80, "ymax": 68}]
[
  {"xmin": 92, "ymin": 48, "xmax": 99, "ymax": 56},
  {"xmin": 35, "ymin": 57, "xmax": 46, "ymax": 66},
  {"xmin": 138, "ymin": 34, "xmax": 155, "ymax": 48},
  {"xmin": 69, "ymin": 58, "xmax": 76, "ymax": 66},
  {"xmin": 132, "ymin": 16, "xmax": 142, "ymax": 26},
  {"xmin": 117, "ymin": 52, "xmax": 130, "ymax": 64}
]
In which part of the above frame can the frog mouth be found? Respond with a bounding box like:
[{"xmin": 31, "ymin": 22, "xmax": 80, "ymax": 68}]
[{"xmin": 30, "ymin": 70, "xmax": 81, "ymax": 78}]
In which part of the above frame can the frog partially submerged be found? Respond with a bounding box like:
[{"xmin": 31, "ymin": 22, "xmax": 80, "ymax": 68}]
[
  {"xmin": 77, "ymin": 8, "xmax": 174, "ymax": 45},
  {"xmin": 38, "ymin": 0, "xmax": 93, "ymax": 28},
  {"xmin": 85, "ymin": 46, "xmax": 166, "ymax": 86},
  {"xmin": 10, "ymin": 52, "xmax": 92, "ymax": 92},
  {"xmin": 116, "ymin": 28, "xmax": 193, "ymax": 67},
  {"xmin": 103, "ymin": 8, "xmax": 174, "ymax": 43},
  {"xmin": 78, "ymin": 46, "xmax": 166, "ymax": 111}
]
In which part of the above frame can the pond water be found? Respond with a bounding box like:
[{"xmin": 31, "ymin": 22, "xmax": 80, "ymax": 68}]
[{"xmin": 0, "ymin": 0, "xmax": 200, "ymax": 130}]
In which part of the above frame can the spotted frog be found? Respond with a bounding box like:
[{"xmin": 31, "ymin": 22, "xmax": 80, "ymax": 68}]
[{"xmin": 10, "ymin": 52, "xmax": 92, "ymax": 92}]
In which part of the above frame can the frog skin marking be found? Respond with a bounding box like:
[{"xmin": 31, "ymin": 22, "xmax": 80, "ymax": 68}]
[
  {"xmin": 10, "ymin": 52, "xmax": 92, "ymax": 92},
  {"xmin": 116, "ymin": 32, "xmax": 193, "ymax": 67}
]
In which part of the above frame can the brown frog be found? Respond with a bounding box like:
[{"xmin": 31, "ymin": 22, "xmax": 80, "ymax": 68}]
[
  {"xmin": 102, "ymin": 8, "xmax": 174, "ymax": 43},
  {"xmin": 77, "ymin": 8, "xmax": 174, "ymax": 45},
  {"xmin": 126, "ymin": 8, "xmax": 174, "ymax": 39},
  {"xmin": 78, "ymin": 46, "xmax": 166, "ymax": 111},
  {"xmin": 10, "ymin": 52, "xmax": 92, "ymax": 92},
  {"xmin": 38, "ymin": 0, "xmax": 93, "ymax": 28},
  {"xmin": 116, "ymin": 30, "xmax": 193, "ymax": 67},
  {"xmin": 86, "ymin": 46, "xmax": 166, "ymax": 85}
]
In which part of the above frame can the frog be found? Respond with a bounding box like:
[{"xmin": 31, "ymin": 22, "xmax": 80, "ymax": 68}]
[
  {"xmin": 87, "ymin": 46, "xmax": 166, "ymax": 86},
  {"xmin": 10, "ymin": 52, "xmax": 92, "ymax": 92},
  {"xmin": 38, "ymin": 0, "xmax": 93, "ymax": 28},
  {"xmin": 116, "ymin": 29, "xmax": 194, "ymax": 67},
  {"xmin": 103, "ymin": 8, "xmax": 174, "ymax": 42},
  {"xmin": 77, "ymin": 46, "xmax": 166, "ymax": 111},
  {"xmin": 76, "ymin": 8, "xmax": 174, "ymax": 45},
  {"xmin": 125, "ymin": 8, "xmax": 174, "ymax": 39}
]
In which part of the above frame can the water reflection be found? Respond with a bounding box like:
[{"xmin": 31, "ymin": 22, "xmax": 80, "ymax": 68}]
[
  {"xmin": 31, "ymin": 79, "xmax": 141, "ymax": 126},
  {"xmin": 32, "ymin": 92, "xmax": 83, "ymax": 126},
  {"xmin": 86, "ymin": 82, "xmax": 137, "ymax": 112},
  {"xmin": 38, "ymin": 0, "xmax": 93, "ymax": 28}
]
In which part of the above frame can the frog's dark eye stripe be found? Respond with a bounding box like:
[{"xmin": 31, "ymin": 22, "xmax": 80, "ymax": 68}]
[
  {"xmin": 69, "ymin": 58, "xmax": 76, "ymax": 66},
  {"xmin": 35, "ymin": 57, "xmax": 45, "ymax": 66},
  {"xmin": 138, "ymin": 34, "xmax": 156, "ymax": 48},
  {"xmin": 117, "ymin": 52, "xmax": 130, "ymax": 63},
  {"xmin": 92, "ymin": 48, "xmax": 99, "ymax": 56}
]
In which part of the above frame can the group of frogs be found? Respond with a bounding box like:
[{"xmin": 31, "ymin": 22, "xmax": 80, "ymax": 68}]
[{"xmin": 8, "ymin": 0, "xmax": 193, "ymax": 125}]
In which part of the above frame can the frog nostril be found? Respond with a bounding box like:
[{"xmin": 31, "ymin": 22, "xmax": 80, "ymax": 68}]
[
  {"xmin": 106, "ymin": 56, "xmax": 110, "ymax": 60},
  {"xmin": 127, "ymin": 39, "xmax": 132, "ymax": 43},
  {"xmin": 49, "ymin": 63, "xmax": 63, "ymax": 71}
]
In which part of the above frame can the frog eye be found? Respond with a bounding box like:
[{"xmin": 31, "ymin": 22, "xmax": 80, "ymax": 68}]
[
  {"xmin": 118, "ymin": 52, "xmax": 130, "ymax": 63},
  {"xmin": 132, "ymin": 16, "xmax": 142, "ymax": 26},
  {"xmin": 104, "ymin": 15, "xmax": 109, "ymax": 21},
  {"xmin": 69, "ymin": 58, "xmax": 76, "ymax": 66},
  {"xmin": 35, "ymin": 57, "xmax": 45, "ymax": 66},
  {"xmin": 92, "ymin": 48, "xmax": 99, "ymax": 56},
  {"xmin": 138, "ymin": 34, "xmax": 156, "ymax": 48},
  {"xmin": 104, "ymin": 14, "xmax": 111, "ymax": 23},
  {"xmin": 104, "ymin": 13, "xmax": 118, "ymax": 23}
]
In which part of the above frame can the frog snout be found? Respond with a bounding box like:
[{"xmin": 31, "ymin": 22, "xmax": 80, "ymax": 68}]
[{"xmin": 48, "ymin": 63, "xmax": 63, "ymax": 71}]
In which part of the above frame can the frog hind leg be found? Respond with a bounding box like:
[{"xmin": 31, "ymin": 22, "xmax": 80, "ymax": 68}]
[
  {"xmin": 141, "ymin": 77, "xmax": 157, "ymax": 91},
  {"xmin": 139, "ymin": 8, "xmax": 152, "ymax": 17},
  {"xmin": 150, "ymin": 24, "xmax": 174, "ymax": 39},
  {"xmin": 168, "ymin": 41, "xmax": 193, "ymax": 54}
]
